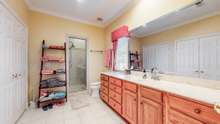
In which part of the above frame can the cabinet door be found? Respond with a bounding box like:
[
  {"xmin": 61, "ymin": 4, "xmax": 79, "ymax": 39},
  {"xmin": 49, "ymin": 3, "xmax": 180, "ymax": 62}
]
[
  {"xmin": 0, "ymin": 2, "xmax": 28, "ymax": 124},
  {"xmin": 168, "ymin": 109, "xmax": 204, "ymax": 124},
  {"xmin": 139, "ymin": 97, "xmax": 162, "ymax": 124},
  {"xmin": 123, "ymin": 90, "xmax": 137, "ymax": 124},
  {"xmin": 176, "ymin": 38, "xmax": 200, "ymax": 77},
  {"xmin": 199, "ymin": 36, "xmax": 218, "ymax": 80}
]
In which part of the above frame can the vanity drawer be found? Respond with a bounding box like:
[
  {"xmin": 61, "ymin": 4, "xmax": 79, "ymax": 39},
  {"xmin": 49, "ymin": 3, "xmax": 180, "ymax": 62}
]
[
  {"xmin": 101, "ymin": 74, "xmax": 109, "ymax": 81},
  {"xmin": 109, "ymin": 83, "xmax": 122, "ymax": 94},
  {"xmin": 124, "ymin": 81, "xmax": 137, "ymax": 93},
  {"xmin": 109, "ymin": 77, "xmax": 122, "ymax": 87},
  {"xmin": 168, "ymin": 95, "xmax": 220, "ymax": 123},
  {"xmin": 109, "ymin": 90, "xmax": 122, "ymax": 104},
  {"xmin": 109, "ymin": 98, "xmax": 122, "ymax": 114},
  {"xmin": 101, "ymin": 80, "xmax": 108, "ymax": 87},
  {"xmin": 100, "ymin": 86, "xmax": 108, "ymax": 95},
  {"xmin": 140, "ymin": 86, "xmax": 162, "ymax": 104},
  {"xmin": 100, "ymin": 92, "xmax": 108, "ymax": 103}
]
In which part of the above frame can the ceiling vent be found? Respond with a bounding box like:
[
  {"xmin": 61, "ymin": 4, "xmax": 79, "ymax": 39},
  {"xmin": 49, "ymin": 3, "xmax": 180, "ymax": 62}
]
[{"xmin": 97, "ymin": 17, "xmax": 104, "ymax": 22}]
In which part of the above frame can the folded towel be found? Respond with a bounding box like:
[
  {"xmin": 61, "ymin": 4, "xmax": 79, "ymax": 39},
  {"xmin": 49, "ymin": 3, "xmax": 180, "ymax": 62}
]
[
  {"xmin": 41, "ymin": 77, "xmax": 65, "ymax": 88},
  {"xmin": 42, "ymin": 55, "xmax": 65, "ymax": 62},
  {"xmin": 41, "ymin": 69, "xmax": 54, "ymax": 75},
  {"xmin": 49, "ymin": 45, "xmax": 65, "ymax": 49}
]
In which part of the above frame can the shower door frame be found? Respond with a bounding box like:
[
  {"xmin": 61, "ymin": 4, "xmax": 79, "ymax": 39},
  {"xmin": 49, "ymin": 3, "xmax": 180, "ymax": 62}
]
[{"xmin": 65, "ymin": 34, "xmax": 89, "ymax": 94}]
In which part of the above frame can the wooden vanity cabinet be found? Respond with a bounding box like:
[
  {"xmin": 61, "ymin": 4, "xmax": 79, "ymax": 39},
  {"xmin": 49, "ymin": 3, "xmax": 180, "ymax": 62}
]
[
  {"xmin": 164, "ymin": 94, "xmax": 220, "ymax": 124},
  {"xmin": 100, "ymin": 74, "xmax": 220, "ymax": 124},
  {"xmin": 168, "ymin": 109, "xmax": 204, "ymax": 124},
  {"xmin": 139, "ymin": 86, "xmax": 163, "ymax": 124},
  {"xmin": 100, "ymin": 74, "xmax": 109, "ymax": 103},
  {"xmin": 109, "ymin": 77, "xmax": 123, "ymax": 114},
  {"xmin": 123, "ymin": 81, "xmax": 138, "ymax": 124}
]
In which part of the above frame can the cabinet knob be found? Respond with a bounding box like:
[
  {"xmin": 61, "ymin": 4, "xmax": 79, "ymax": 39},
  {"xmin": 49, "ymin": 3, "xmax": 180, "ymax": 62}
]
[
  {"xmin": 140, "ymin": 102, "xmax": 143, "ymax": 105},
  {"xmin": 194, "ymin": 108, "xmax": 201, "ymax": 114}
]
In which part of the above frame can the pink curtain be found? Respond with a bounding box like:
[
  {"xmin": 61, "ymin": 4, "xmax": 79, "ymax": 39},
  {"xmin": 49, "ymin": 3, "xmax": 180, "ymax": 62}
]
[{"xmin": 111, "ymin": 25, "xmax": 129, "ymax": 70}]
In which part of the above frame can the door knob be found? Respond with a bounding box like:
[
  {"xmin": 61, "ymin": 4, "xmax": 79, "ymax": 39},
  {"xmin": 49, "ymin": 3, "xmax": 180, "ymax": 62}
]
[{"xmin": 12, "ymin": 73, "xmax": 18, "ymax": 79}]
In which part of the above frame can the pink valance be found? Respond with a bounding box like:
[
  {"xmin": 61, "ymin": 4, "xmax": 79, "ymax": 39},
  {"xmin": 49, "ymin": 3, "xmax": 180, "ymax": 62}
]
[{"xmin": 111, "ymin": 25, "xmax": 129, "ymax": 42}]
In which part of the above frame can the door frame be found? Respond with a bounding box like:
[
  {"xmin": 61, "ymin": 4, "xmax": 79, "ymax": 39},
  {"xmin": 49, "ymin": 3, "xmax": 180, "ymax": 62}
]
[{"xmin": 65, "ymin": 34, "xmax": 89, "ymax": 95}]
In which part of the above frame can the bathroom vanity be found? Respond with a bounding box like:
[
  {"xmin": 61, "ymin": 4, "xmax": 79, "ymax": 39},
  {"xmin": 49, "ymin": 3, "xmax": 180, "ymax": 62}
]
[{"xmin": 100, "ymin": 72, "xmax": 220, "ymax": 124}]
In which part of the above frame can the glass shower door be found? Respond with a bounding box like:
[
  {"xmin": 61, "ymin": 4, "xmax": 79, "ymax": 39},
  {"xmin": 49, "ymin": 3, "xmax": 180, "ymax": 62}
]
[{"xmin": 69, "ymin": 37, "xmax": 86, "ymax": 93}]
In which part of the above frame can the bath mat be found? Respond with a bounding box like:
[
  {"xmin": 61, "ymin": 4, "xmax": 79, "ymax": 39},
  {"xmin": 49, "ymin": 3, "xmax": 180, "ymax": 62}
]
[{"xmin": 70, "ymin": 93, "xmax": 90, "ymax": 110}]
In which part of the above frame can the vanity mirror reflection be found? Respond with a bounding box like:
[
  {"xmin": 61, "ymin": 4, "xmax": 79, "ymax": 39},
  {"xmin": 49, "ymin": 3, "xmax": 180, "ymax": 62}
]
[{"xmin": 128, "ymin": 0, "xmax": 220, "ymax": 81}]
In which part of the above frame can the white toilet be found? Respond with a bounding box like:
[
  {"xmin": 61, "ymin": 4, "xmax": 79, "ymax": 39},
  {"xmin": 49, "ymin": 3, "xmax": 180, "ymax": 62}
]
[{"xmin": 89, "ymin": 82, "xmax": 101, "ymax": 97}]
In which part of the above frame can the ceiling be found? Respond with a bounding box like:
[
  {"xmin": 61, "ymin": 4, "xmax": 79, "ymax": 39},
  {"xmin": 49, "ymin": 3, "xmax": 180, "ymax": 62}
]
[
  {"xmin": 25, "ymin": 0, "xmax": 135, "ymax": 27},
  {"xmin": 131, "ymin": 0, "xmax": 220, "ymax": 38}
]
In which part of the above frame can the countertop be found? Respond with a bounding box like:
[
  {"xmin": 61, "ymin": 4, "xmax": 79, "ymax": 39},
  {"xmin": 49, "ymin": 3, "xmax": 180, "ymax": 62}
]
[{"xmin": 101, "ymin": 71, "xmax": 220, "ymax": 105}]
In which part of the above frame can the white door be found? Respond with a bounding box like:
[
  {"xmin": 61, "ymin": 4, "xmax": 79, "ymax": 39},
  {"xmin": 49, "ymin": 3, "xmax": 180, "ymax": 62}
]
[
  {"xmin": 0, "ymin": 1, "xmax": 28, "ymax": 124},
  {"xmin": 176, "ymin": 38, "xmax": 200, "ymax": 77},
  {"xmin": 199, "ymin": 36, "xmax": 218, "ymax": 80}
]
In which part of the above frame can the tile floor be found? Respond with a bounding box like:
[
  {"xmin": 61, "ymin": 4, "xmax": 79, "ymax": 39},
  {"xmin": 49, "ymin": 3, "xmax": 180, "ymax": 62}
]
[{"xmin": 17, "ymin": 91, "xmax": 126, "ymax": 124}]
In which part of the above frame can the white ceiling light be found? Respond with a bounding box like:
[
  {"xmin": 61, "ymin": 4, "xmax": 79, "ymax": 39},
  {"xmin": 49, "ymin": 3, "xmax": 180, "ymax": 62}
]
[{"xmin": 77, "ymin": 0, "xmax": 84, "ymax": 3}]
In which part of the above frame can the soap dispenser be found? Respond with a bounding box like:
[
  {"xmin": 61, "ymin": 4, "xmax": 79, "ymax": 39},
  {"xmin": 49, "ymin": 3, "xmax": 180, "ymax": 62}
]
[{"xmin": 143, "ymin": 69, "xmax": 147, "ymax": 79}]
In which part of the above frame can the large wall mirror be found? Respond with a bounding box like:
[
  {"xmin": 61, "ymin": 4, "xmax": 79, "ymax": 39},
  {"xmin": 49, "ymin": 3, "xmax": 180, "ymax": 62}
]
[{"xmin": 128, "ymin": 0, "xmax": 220, "ymax": 81}]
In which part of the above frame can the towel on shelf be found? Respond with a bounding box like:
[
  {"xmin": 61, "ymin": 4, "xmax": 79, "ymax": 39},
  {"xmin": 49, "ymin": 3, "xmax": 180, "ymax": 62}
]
[
  {"xmin": 41, "ymin": 77, "xmax": 65, "ymax": 88},
  {"xmin": 104, "ymin": 49, "xmax": 112, "ymax": 68},
  {"xmin": 42, "ymin": 55, "xmax": 65, "ymax": 62},
  {"xmin": 49, "ymin": 45, "xmax": 65, "ymax": 49},
  {"xmin": 41, "ymin": 69, "xmax": 54, "ymax": 75}
]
